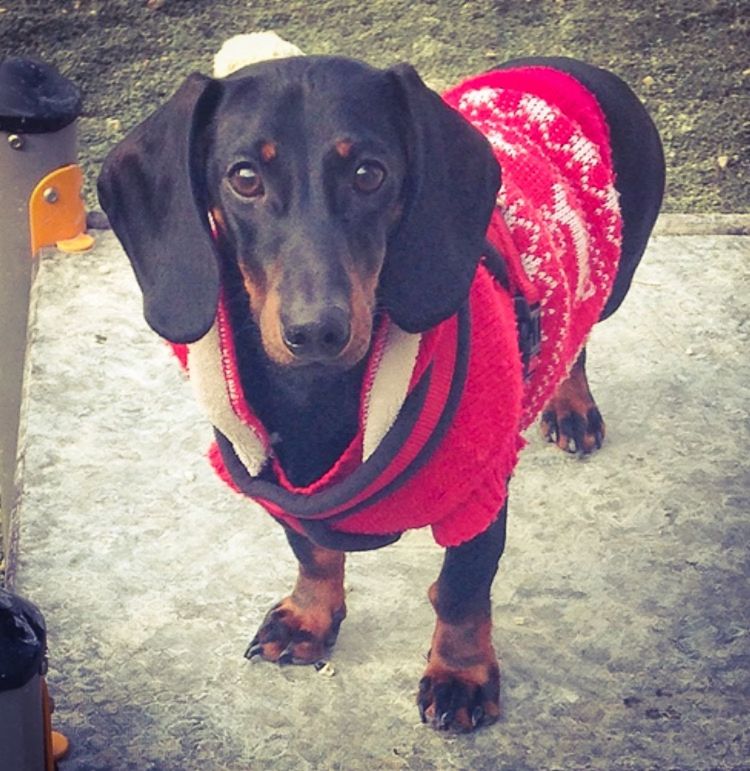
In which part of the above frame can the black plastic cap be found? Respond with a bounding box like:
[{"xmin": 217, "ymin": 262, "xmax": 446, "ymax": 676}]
[
  {"xmin": 0, "ymin": 588, "xmax": 47, "ymax": 692},
  {"xmin": 0, "ymin": 57, "xmax": 82, "ymax": 134}
]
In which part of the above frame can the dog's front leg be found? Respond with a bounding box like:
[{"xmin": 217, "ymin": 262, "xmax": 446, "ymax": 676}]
[
  {"xmin": 418, "ymin": 506, "xmax": 507, "ymax": 731},
  {"xmin": 246, "ymin": 529, "xmax": 346, "ymax": 665}
]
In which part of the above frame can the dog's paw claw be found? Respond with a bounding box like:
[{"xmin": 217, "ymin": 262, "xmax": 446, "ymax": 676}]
[
  {"xmin": 277, "ymin": 647, "xmax": 295, "ymax": 666},
  {"xmin": 244, "ymin": 641, "xmax": 263, "ymax": 660}
]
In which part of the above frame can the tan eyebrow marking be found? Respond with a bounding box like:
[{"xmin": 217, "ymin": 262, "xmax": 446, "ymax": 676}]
[
  {"xmin": 335, "ymin": 139, "xmax": 353, "ymax": 158},
  {"xmin": 260, "ymin": 141, "xmax": 278, "ymax": 162}
]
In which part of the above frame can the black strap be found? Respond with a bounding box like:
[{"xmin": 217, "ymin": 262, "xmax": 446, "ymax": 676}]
[
  {"xmin": 483, "ymin": 239, "xmax": 541, "ymax": 380},
  {"xmin": 215, "ymin": 303, "xmax": 473, "ymax": 551},
  {"xmin": 481, "ymin": 239, "xmax": 510, "ymax": 291},
  {"xmin": 514, "ymin": 296, "xmax": 541, "ymax": 379}
]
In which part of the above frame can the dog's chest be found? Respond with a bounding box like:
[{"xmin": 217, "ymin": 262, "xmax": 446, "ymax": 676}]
[{"xmin": 227, "ymin": 305, "xmax": 367, "ymax": 489}]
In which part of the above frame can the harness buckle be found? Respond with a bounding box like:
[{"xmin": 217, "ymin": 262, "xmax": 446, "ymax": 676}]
[{"xmin": 514, "ymin": 296, "xmax": 541, "ymax": 380}]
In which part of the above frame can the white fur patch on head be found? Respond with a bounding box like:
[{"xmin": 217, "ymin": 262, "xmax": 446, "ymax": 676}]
[{"xmin": 213, "ymin": 32, "xmax": 304, "ymax": 78}]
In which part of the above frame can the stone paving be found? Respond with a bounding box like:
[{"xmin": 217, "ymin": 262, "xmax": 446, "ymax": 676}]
[{"xmin": 8, "ymin": 229, "xmax": 749, "ymax": 770}]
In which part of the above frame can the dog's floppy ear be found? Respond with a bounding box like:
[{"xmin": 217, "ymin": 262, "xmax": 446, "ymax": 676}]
[
  {"xmin": 381, "ymin": 64, "xmax": 501, "ymax": 332},
  {"xmin": 97, "ymin": 73, "xmax": 223, "ymax": 343}
]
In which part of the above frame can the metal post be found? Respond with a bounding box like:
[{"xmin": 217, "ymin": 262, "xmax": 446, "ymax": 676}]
[
  {"xmin": 0, "ymin": 58, "xmax": 85, "ymax": 578},
  {"xmin": 0, "ymin": 588, "xmax": 48, "ymax": 770}
]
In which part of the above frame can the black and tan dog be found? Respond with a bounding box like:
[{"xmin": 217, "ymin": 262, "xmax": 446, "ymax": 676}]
[{"xmin": 98, "ymin": 42, "xmax": 664, "ymax": 731}]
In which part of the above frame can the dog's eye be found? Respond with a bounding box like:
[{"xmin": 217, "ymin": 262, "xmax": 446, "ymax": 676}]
[
  {"xmin": 353, "ymin": 161, "xmax": 386, "ymax": 193},
  {"xmin": 228, "ymin": 163, "xmax": 265, "ymax": 198}
]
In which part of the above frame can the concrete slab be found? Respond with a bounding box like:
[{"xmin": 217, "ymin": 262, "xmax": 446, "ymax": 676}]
[{"xmin": 10, "ymin": 230, "xmax": 750, "ymax": 770}]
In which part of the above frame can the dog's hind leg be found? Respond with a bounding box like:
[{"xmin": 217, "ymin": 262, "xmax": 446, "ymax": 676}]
[
  {"xmin": 245, "ymin": 530, "xmax": 346, "ymax": 665},
  {"xmin": 541, "ymin": 347, "xmax": 605, "ymax": 455},
  {"xmin": 417, "ymin": 509, "xmax": 507, "ymax": 731}
]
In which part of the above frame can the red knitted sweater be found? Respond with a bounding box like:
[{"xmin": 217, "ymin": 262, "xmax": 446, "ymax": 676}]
[{"xmin": 174, "ymin": 66, "xmax": 622, "ymax": 549}]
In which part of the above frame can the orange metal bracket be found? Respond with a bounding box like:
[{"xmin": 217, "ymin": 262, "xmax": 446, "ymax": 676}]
[{"xmin": 29, "ymin": 164, "xmax": 93, "ymax": 255}]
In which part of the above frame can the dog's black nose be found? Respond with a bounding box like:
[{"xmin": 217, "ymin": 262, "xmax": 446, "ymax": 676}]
[{"xmin": 282, "ymin": 308, "xmax": 351, "ymax": 361}]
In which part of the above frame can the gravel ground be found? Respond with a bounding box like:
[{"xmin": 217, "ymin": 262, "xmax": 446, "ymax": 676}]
[{"xmin": 0, "ymin": 0, "xmax": 748, "ymax": 213}]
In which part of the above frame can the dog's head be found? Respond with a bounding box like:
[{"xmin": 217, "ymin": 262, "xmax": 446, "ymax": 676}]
[{"xmin": 98, "ymin": 56, "xmax": 500, "ymax": 368}]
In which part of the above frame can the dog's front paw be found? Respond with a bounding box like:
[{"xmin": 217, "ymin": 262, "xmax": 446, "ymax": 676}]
[
  {"xmin": 541, "ymin": 399, "xmax": 605, "ymax": 454},
  {"xmin": 418, "ymin": 656, "xmax": 501, "ymax": 732},
  {"xmin": 542, "ymin": 351, "xmax": 605, "ymax": 454},
  {"xmin": 245, "ymin": 597, "xmax": 346, "ymax": 665}
]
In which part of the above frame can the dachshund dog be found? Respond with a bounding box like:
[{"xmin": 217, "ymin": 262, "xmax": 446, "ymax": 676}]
[{"xmin": 98, "ymin": 39, "xmax": 664, "ymax": 732}]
